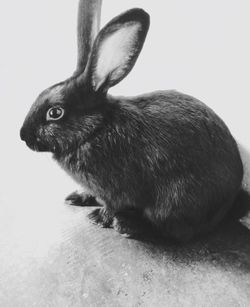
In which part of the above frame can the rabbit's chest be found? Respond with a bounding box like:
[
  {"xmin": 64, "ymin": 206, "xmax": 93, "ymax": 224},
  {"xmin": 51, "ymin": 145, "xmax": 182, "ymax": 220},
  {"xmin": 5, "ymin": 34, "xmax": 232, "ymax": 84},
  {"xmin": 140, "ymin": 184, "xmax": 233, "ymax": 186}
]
[{"xmin": 55, "ymin": 152, "xmax": 104, "ymax": 196}]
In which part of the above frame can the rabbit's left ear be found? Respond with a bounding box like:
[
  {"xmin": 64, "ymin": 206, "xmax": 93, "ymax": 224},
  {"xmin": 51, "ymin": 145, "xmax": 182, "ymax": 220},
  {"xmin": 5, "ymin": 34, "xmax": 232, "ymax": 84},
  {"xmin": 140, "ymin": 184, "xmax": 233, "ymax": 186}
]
[
  {"xmin": 74, "ymin": 0, "xmax": 103, "ymax": 75},
  {"xmin": 87, "ymin": 8, "xmax": 150, "ymax": 92}
]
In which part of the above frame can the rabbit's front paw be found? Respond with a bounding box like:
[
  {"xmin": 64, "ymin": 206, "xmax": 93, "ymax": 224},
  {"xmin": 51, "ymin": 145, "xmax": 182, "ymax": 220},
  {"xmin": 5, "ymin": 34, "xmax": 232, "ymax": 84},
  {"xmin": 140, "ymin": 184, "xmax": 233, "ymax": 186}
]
[
  {"xmin": 88, "ymin": 208, "xmax": 113, "ymax": 228},
  {"xmin": 65, "ymin": 191, "xmax": 98, "ymax": 207}
]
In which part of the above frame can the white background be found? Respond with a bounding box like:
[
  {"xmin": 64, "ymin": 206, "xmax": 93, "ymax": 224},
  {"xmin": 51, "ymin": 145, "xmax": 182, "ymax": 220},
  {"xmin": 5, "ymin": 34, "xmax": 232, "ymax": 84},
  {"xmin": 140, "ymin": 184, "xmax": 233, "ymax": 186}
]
[{"xmin": 0, "ymin": 0, "xmax": 250, "ymax": 257}]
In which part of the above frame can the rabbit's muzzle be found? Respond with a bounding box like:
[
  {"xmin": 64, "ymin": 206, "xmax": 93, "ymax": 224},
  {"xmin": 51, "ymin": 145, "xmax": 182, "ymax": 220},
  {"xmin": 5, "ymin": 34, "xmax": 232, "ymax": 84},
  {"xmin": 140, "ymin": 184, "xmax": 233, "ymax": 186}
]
[{"xmin": 20, "ymin": 126, "xmax": 48, "ymax": 152}]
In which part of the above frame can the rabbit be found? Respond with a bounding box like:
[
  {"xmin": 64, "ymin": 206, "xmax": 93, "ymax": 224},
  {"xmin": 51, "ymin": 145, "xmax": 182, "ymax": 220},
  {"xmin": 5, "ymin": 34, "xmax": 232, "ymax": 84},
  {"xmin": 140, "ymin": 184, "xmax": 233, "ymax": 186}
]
[{"xmin": 20, "ymin": 0, "xmax": 245, "ymax": 242}]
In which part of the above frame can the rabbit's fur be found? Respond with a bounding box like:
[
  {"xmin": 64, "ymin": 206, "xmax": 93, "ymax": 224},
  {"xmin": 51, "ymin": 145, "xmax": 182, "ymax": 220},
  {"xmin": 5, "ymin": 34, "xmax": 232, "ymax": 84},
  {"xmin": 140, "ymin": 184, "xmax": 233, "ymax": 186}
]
[{"xmin": 20, "ymin": 1, "xmax": 243, "ymax": 241}]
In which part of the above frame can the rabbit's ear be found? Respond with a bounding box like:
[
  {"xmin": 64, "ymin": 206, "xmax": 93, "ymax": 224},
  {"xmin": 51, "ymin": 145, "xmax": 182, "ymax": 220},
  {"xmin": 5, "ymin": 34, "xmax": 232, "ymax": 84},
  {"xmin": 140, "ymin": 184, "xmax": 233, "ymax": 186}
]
[
  {"xmin": 74, "ymin": 0, "xmax": 103, "ymax": 75},
  {"xmin": 87, "ymin": 8, "xmax": 150, "ymax": 92}
]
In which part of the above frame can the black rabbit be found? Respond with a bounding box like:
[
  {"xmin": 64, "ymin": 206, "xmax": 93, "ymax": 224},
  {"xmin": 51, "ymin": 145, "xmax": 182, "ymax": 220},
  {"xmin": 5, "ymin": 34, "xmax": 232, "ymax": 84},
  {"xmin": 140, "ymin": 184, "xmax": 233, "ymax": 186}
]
[{"xmin": 20, "ymin": 0, "xmax": 244, "ymax": 241}]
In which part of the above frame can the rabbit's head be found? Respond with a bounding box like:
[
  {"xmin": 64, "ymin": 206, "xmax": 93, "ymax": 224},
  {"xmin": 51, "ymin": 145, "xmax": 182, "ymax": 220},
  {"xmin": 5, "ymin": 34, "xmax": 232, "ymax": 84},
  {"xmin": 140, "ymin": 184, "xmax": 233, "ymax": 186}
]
[{"xmin": 20, "ymin": 0, "xmax": 149, "ymax": 155}]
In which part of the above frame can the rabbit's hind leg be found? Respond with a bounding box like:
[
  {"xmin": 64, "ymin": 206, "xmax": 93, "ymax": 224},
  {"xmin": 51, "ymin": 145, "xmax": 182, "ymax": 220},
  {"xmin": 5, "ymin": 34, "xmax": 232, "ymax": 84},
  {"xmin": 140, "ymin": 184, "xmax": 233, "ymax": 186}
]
[
  {"xmin": 158, "ymin": 218, "xmax": 195, "ymax": 243},
  {"xmin": 144, "ymin": 207, "xmax": 195, "ymax": 242}
]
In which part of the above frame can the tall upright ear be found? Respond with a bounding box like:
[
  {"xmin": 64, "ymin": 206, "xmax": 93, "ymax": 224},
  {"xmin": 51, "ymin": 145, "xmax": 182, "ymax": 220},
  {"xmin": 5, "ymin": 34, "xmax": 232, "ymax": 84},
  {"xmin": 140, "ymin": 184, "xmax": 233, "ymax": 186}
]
[
  {"xmin": 87, "ymin": 8, "xmax": 150, "ymax": 92},
  {"xmin": 74, "ymin": 0, "xmax": 102, "ymax": 75}
]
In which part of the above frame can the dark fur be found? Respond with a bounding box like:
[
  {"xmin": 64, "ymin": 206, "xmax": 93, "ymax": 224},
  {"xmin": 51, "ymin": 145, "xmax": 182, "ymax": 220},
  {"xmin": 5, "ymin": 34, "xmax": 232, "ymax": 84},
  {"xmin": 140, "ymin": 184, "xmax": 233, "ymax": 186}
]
[{"xmin": 20, "ymin": 5, "xmax": 243, "ymax": 241}]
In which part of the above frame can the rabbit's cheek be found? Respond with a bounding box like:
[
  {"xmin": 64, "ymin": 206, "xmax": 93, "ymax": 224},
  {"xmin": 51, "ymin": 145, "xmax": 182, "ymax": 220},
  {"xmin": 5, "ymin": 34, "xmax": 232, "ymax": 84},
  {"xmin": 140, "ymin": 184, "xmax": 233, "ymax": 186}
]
[
  {"xmin": 38, "ymin": 124, "xmax": 74, "ymax": 154},
  {"xmin": 36, "ymin": 125, "xmax": 55, "ymax": 146}
]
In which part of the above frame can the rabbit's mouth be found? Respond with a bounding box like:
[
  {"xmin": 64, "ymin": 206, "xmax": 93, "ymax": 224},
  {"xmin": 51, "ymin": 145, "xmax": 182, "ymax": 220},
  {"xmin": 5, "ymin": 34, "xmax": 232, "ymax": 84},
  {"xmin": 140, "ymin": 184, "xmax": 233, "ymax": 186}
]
[
  {"xmin": 22, "ymin": 135, "xmax": 49, "ymax": 152},
  {"xmin": 20, "ymin": 126, "xmax": 48, "ymax": 152},
  {"xmin": 26, "ymin": 140, "xmax": 49, "ymax": 152}
]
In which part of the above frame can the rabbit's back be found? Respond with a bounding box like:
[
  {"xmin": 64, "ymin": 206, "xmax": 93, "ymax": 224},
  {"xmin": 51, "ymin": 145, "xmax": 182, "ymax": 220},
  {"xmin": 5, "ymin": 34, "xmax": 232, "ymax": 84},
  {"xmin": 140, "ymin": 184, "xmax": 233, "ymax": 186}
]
[{"xmin": 116, "ymin": 90, "xmax": 242, "ymax": 176}]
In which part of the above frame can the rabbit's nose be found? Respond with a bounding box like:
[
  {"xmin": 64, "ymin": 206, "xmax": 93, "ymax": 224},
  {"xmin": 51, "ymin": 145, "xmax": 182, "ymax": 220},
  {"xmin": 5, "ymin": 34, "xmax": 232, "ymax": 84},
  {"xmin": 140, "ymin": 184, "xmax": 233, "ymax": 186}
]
[
  {"xmin": 20, "ymin": 127, "xmax": 26, "ymax": 141},
  {"xmin": 20, "ymin": 126, "xmax": 35, "ymax": 149},
  {"xmin": 20, "ymin": 126, "xmax": 30, "ymax": 142}
]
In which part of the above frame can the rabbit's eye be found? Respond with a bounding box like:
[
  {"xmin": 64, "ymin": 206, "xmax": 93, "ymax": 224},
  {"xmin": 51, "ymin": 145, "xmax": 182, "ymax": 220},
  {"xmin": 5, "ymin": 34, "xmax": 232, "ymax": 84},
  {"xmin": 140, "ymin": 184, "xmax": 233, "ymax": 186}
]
[{"xmin": 46, "ymin": 107, "xmax": 64, "ymax": 121}]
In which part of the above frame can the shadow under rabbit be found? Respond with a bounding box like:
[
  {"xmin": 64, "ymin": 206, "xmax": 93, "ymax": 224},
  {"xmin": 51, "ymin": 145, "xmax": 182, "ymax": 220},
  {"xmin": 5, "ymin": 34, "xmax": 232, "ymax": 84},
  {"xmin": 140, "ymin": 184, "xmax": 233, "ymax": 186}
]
[{"xmin": 133, "ymin": 215, "xmax": 250, "ymax": 274}]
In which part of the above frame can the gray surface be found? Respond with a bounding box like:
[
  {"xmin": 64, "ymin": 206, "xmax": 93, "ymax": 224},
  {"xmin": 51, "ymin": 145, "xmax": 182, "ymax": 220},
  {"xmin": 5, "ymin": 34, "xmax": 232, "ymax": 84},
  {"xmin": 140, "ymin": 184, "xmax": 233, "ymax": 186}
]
[{"xmin": 1, "ymin": 204, "xmax": 250, "ymax": 307}]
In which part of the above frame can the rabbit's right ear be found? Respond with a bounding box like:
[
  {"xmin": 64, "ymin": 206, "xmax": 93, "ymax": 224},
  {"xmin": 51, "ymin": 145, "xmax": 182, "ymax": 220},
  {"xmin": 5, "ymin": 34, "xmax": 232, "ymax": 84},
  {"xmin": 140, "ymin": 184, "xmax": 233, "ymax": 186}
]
[{"xmin": 86, "ymin": 8, "xmax": 150, "ymax": 93}]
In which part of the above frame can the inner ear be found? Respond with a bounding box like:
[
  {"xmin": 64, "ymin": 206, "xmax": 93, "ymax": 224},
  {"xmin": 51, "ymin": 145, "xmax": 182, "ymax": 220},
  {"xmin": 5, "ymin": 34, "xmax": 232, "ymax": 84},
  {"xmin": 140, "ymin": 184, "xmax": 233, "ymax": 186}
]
[
  {"xmin": 87, "ymin": 8, "xmax": 150, "ymax": 92},
  {"xmin": 94, "ymin": 22, "xmax": 143, "ymax": 91}
]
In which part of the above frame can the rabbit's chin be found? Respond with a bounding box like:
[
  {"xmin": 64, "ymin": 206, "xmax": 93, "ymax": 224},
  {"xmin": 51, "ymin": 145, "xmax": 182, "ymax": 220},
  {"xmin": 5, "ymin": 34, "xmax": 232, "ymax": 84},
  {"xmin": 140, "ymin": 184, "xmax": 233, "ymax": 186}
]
[{"xmin": 25, "ymin": 140, "xmax": 49, "ymax": 153}]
